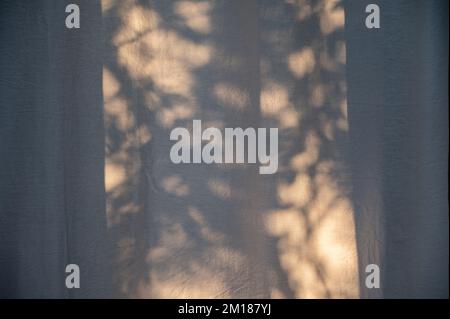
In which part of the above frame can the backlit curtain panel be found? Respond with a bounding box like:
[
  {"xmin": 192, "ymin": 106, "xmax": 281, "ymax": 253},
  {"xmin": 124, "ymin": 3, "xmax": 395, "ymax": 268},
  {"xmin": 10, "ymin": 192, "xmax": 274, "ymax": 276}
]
[{"xmin": 0, "ymin": 0, "xmax": 447, "ymax": 299}]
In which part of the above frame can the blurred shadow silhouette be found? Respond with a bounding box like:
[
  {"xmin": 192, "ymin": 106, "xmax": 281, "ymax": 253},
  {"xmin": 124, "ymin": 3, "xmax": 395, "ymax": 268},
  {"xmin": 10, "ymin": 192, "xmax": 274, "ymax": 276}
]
[{"xmin": 103, "ymin": 0, "xmax": 358, "ymax": 298}]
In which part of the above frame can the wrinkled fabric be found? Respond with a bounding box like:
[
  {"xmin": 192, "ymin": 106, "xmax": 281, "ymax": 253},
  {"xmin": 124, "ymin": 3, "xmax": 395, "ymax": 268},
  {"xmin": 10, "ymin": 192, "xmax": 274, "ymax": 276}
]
[{"xmin": 0, "ymin": 0, "xmax": 448, "ymax": 298}]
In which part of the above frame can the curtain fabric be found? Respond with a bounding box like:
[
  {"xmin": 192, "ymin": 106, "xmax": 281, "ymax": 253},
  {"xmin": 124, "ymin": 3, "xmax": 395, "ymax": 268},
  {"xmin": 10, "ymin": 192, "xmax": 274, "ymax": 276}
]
[{"xmin": 0, "ymin": 0, "xmax": 448, "ymax": 298}]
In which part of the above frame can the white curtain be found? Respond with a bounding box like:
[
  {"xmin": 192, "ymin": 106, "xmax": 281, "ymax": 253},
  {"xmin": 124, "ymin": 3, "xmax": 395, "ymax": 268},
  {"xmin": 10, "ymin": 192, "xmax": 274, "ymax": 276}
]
[{"xmin": 0, "ymin": 0, "xmax": 447, "ymax": 298}]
